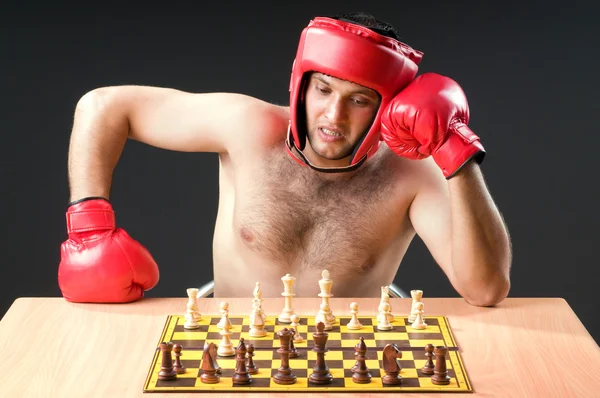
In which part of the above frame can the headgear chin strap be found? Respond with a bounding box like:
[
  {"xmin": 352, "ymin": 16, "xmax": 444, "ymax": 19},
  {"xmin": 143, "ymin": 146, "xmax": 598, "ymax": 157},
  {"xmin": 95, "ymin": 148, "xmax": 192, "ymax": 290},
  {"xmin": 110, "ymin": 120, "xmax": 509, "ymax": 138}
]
[{"xmin": 286, "ymin": 17, "xmax": 423, "ymax": 172}]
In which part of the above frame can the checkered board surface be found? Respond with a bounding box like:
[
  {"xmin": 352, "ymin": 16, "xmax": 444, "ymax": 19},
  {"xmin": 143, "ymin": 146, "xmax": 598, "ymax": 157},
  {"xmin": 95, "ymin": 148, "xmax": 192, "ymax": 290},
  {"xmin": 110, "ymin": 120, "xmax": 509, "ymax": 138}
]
[{"xmin": 143, "ymin": 314, "xmax": 472, "ymax": 393}]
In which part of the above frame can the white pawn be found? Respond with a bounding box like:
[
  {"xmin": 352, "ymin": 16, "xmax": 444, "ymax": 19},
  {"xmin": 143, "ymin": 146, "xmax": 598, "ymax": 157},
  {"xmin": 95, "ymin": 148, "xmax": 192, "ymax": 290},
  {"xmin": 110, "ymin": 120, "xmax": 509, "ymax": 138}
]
[
  {"xmin": 184, "ymin": 288, "xmax": 201, "ymax": 329},
  {"xmin": 290, "ymin": 314, "xmax": 304, "ymax": 342},
  {"xmin": 315, "ymin": 302, "xmax": 333, "ymax": 330},
  {"xmin": 217, "ymin": 313, "xmax": 235, "ymax": 356},
  {"xmin": 377, "ymin": 302, "xmax": 393, "ymax": 331},
  {"xmin": 411, "ymin": 302, "xmax": 427, "ymax": 330},
  {"xmin": 217, "ymin": 301, "xmax": 229, "ymax": 329},
  {"xmin": 346, "ymin": 302, "xmax": 363, "ymax": 330},
  {"xmin": 408, "ymin": 289, "xmax": 423, "ymax": 324}
]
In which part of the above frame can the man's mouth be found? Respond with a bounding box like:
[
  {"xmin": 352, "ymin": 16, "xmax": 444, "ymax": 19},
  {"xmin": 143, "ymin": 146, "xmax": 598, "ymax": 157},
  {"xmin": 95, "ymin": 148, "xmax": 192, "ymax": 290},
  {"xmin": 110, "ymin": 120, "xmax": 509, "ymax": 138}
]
[{"xmin": 320, "ymin": 127, "xmax": 344, "ymax": 137}]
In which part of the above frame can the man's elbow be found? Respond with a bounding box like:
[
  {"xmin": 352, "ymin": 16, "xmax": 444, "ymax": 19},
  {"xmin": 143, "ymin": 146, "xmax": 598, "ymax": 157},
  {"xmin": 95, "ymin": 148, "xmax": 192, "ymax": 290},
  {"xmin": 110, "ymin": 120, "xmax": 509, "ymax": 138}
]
[{"xmin": 461, "ymin": 276, "xmax": 511, "ymax": 307}]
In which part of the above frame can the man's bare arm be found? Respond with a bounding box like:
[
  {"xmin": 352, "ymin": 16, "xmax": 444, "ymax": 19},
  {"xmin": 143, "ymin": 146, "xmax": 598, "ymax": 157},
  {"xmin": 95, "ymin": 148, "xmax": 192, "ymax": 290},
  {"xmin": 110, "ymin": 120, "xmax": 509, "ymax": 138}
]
[
  {"xmin": 67, "ymin": 86, "xmax": 261, "ymax": 201},
  {"xmin": 409, "ymin": 160, "xmax": 511, "ymax": 306}
]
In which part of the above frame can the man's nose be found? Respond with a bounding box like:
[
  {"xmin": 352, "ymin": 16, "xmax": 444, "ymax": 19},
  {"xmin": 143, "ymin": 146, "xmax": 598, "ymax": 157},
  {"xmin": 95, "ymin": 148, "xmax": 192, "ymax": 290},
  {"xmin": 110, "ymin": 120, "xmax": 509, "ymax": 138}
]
[{"xmin": 324, "ymin": 98, "xmax": 347, "ymax": 122}]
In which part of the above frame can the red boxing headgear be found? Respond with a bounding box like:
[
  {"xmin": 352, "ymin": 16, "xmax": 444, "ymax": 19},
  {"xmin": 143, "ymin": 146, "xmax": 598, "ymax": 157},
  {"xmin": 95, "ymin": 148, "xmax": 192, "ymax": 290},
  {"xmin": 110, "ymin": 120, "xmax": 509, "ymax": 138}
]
[{"xmin": 286, "ymin": 17, "xmax": 423, "ymax": 172}]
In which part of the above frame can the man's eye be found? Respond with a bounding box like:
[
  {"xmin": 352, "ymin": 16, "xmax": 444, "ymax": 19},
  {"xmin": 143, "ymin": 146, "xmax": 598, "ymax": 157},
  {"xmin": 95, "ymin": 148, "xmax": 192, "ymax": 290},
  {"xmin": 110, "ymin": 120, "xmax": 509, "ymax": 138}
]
[
  {"xmin": 316, "ymin": 87, "xmax": 330, "ymax": 94},
  {"xmin": 352, "ymin": 98, "xmax": 368, "ymax": 106}
]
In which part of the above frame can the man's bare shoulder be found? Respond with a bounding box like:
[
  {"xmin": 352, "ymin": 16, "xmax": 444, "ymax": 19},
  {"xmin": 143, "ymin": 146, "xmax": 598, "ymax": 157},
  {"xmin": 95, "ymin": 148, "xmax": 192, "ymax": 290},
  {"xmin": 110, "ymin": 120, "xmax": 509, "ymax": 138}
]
[{"xmin": 229, "ymin": 97, "xmax": 290, "ymax": 153}]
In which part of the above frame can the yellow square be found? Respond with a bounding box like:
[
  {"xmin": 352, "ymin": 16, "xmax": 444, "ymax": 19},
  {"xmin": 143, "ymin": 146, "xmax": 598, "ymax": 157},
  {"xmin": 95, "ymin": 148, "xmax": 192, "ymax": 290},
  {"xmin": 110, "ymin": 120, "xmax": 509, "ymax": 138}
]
[
  {"xmin": 409, "ymin": 339, "xmax": 444, "ymax": 348},
  {"xmin": 289, "ymin": 359, "xmax": 309, "ymax": 369}
]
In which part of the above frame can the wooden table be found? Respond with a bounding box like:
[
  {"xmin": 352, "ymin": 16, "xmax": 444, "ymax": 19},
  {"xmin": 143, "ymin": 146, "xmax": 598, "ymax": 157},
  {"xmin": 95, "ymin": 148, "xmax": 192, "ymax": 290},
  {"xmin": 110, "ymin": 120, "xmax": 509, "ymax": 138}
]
[{"xmin": 0, "ymin": 297, "xmax": 598, "ymax": 397}]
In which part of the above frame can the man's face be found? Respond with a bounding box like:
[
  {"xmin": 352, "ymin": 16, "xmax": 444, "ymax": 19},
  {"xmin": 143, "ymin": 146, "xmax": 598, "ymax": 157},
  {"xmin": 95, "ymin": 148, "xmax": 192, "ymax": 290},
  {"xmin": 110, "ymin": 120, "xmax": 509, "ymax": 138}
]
[{"xmin": 303, "ymin": 72, "xmax": 381, "ymax": 168}]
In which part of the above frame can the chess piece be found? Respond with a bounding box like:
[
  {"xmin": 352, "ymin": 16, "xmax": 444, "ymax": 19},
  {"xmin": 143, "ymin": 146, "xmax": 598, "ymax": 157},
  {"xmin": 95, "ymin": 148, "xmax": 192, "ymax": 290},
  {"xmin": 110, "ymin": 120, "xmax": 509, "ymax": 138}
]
[
  {"xmin": 318, "ymin": 270, "xmax": 336, "ymax": 324},
  {"xmin": 346, "ymin": 302, "xmax": 363, "ymax": 330},
  {"xmin": 421, "ymin": 343, "xmax": 435, "ymax": 375},
  {"xmin": 431, "ymin": 346, "xmax": 451, "ymax": 385},
  {"xmin": 204, "ymin": 342, "xmax": 221, "ymax": 374},
  {"xmin": 173, "ymin": 343, "xmax": 186, "ymax": 374},
  {"xmin": 249, "ymin": 303, "xmax": 267, "ymax": 337},
  {"xmin": 217, "ymin": 313, "xmax": 235, "ymax": 357},
  {"xmin": 216, "ymin": 301, "xmax": 229, "ymax": 329},
  {"xmin": 290, "ymin": 314, "xmax": 304, "ymax": 342},
  {"xmin": 184, "ymin": 288, "xmax": 201, "ymax": 329},
  {"xmin": 232, "ymin": 338, "xmax": 252, "ymax": 385},
  {"xmin": 315, "ymin": 301, "xmax": 333, "ymax": 330},
  {"xmin": 309, "ymin": 322, "xmax": 333, "ymax": 384},
  {"xmin": 352, "ymin": 337, "xmax": 372, "ymax": 383},
  {"xmin": 411, "ymin": 302, "xmax": 427, "ymax": 330},
  {"xmin": 246, "ymin": 343, "xmax": 259, "ymax": 375},
  {"xmin": 408, "ymin": 289, "xmax": 423, "ymax": 323},
  {"xmin": 377, "ymin": 302, "xmax": 393, "ymax": 331},
  {"xmin": 377, "ymin": 286, "xmax": 394, "ymax": 322},
  {"xmin": 158, "ymin": 342, "xmax": 177, "ymax": 381},
  {"xmin": 200, "ymin": 342, "xmax": 220, "ymax": 384},
  {"xmin": 288, "ymin": 328, "xmax": 299, "ymax": 358},
  {"xmin": 278, "ymin": 274, "xmax": 296, "ymax": 323},
  {"xmin": 273, "ymin": 328, "xmax": 297, "ymax": 384},
  {"xmin": 382, "ymin": 343, "xmax": 403, "ymax": 386},
  {"xmin": 252, "ymin": 282, "xmax": 267, "ymax": 323}
]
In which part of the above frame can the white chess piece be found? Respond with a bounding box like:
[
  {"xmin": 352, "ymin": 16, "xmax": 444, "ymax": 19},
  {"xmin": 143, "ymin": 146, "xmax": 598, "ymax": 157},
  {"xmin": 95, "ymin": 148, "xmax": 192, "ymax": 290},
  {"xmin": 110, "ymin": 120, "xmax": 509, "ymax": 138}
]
[
  {"xmin": 377, "ymin": 302, "xmax": 393, "ymax": 331},
  {"xmin": 318, "ymin": 270, "xmax": 336, "ymax": 324},
  {"xmin": 252, "ymin": 282, "xmax": 267, "ymax": 323},
  {"xmin": 346, "ymin": 302, "xmax": 363, "ymax": 330},
  {"xmin": 408, "ymin": 290, "xmax": 423, "ymax": 324},
  {"xmin": 290, "ymin": 314, "xmax": 304, "ymax": 342},
  {"xmin": 184, "ymin": 288, "xmax": 201, "ymax": 329},
  {"xmin": 315, "ymin": 302, "xmax": 333, "ymax": 330},
  {"xmin": 278, "ymin": 274, "xmax": 296, "ymax": 323},
  {"xmin": 411, "ymin": 301, "xmax": 427, "ymax": 330},
  {"xmin": 216, "ymin": 301, "xmax": 229, "ymax": 329},
  {"xmin": 249, "ymin": 305, "xmax": 267, "ymax": 337},
  {"xmin": 217, "ymin": 313, "xmax": 235, "ymax": 356}
]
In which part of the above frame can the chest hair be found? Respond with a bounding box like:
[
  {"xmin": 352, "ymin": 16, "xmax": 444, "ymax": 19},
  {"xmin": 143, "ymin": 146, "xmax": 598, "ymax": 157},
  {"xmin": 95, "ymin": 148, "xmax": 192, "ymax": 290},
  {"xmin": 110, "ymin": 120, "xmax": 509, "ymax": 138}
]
[{"xmin": 237, "ymin": 147, "xmax": 401, "ymax": 271}]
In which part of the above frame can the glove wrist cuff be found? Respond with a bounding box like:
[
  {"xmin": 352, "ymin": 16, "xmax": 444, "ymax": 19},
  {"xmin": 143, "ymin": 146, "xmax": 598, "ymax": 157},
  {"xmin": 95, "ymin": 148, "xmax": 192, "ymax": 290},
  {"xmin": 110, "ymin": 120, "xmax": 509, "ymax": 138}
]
[
  {"xmin": 433, "ymin": 123, "xmax": 486, "ymax": 179},
  {"xmin": 66, "ymin": 198, "xmax": 116, "ymax": 234}
]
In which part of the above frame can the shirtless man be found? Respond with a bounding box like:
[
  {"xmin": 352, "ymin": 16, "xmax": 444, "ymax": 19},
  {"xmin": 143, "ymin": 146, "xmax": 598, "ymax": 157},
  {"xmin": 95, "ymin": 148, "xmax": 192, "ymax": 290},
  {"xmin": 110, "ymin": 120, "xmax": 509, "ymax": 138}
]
[{"xmin": 58, "ymin": 12, "xmax": 511, "ymax": 306}]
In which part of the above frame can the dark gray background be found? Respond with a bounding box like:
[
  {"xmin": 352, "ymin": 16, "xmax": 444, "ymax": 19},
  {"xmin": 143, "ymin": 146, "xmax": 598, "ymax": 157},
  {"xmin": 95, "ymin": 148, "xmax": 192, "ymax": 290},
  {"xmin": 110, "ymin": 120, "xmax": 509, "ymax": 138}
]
[{"xmin": 2, "ymin": 1, "xmax": 598, "ymax": 344}]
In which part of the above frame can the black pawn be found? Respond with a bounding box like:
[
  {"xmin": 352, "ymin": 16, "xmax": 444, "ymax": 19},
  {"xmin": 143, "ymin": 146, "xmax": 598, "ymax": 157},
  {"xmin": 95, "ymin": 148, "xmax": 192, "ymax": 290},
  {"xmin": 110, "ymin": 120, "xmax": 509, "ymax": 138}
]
[
  {"xmin": 173, "ymin": 343, "xmax": 186, "ymax": 374},
  {"xmin": 232, "ymin": 338, "xmax": 252, "ymax": 385},
  {"xmin": 246, "ymin": 343, "xmax": 259, "ymax": 375},
  {"xmin": 158, "ymin": 342, "xmax": 177, "ymax": 381},
  {"xmin": 431, "ymin": 346, "xmax": 451, "ymax": 385},
  {"xmin": 421, "ymin": 343, "xmax": 435, "ymax": 375}
]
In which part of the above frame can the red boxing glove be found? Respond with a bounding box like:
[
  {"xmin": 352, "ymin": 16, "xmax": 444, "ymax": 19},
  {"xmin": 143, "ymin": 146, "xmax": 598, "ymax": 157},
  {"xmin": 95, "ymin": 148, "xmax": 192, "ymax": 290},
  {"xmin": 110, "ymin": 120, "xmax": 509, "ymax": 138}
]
[
  {"xmin": 380, "ymin": 73, "xmax": 485, "ymax": 178},
  {"xmin": 58, "ymin": 198, "xmax": 159, "ymax": 303}
]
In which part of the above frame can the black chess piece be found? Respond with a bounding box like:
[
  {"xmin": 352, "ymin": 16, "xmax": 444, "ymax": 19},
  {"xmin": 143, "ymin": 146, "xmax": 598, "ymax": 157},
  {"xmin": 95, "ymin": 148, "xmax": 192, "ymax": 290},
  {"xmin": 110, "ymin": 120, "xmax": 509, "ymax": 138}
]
[
  {"xmin": 273, "ymin": 328, "xmax": 297, "ymax": 384},
  {"xmin": 246, "ymin": 343, "xmax": 259, "ymax": 375},
  {"xmin": 431, "ymin": 346, "xmax": 451, "ymax": 385},
  {"xmin": 352, "ymin": 337, "xmax": 372, "ymax": 383},
  {"xmin": 421, "ymin": 343, "xmax": 435, "ymax": 375},
  {"xmin": 173, "ymin": 343, "xmax": 186, "ymax": 374},
  {"xmin": 158, "ymin": 342, "xmax": 177, "ymax": 381},
  {"xmin": 382, "ymin": 343, "xmax": 403, "ymax": 386},
  {"xmin": 200, "ymin": 343, "xmax": 220, "ymax": 384},
  {"xmin": 232, "ymin": 338, "xmax": 252, "ymax": 385},
  {"xmin": 308, "ymin": 322, "xmax": 333, "ymax": 385}
]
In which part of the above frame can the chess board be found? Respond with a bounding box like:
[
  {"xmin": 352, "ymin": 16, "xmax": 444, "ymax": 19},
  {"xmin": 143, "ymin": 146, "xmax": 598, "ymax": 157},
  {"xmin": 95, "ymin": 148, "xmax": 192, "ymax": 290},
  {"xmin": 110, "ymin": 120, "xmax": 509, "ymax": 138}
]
[{"xmin": 143, "ymin": 314, "xmax": 472, "ymax": 393}]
